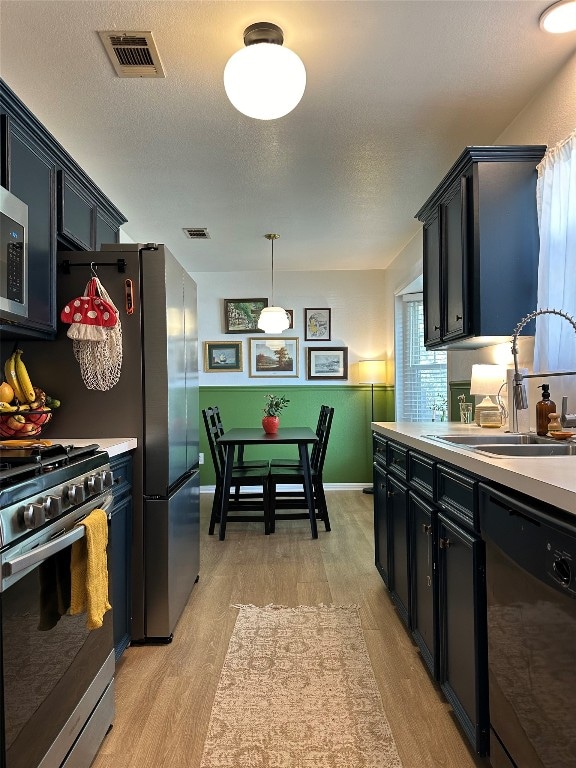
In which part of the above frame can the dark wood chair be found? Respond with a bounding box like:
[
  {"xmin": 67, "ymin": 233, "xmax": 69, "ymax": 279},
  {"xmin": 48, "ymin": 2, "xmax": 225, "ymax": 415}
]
[
  {"xmin": 205, "ymin": 405, "xmax": 268, "ymax": 470},
  {"xmin": 202, "ymin": 407, "xmax": 271, "ymax": 538},
  {"xmin": 270, "ymin": 404, "xmax": 332, "ymax": 469},
  {"xmin": 267, "ymin": 406, "xmax": 334, "ymax": 534}
]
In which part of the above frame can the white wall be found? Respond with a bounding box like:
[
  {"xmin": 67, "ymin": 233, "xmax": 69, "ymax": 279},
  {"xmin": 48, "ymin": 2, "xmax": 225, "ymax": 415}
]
[
  {"xmin": 496, "ymin": 49, "xmax": 576, "ymax": 147},
  {"xmin": 191, "ymin": 269, "xmax": 387, "ymax": 386}
]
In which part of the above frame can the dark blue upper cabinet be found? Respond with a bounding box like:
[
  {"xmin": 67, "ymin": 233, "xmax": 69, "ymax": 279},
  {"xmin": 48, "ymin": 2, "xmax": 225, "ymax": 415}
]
[
  {"xmin": 416, "ymin": 146, "xmax": 547, "ymax": 350},
  {"xmin": 57, "ymin": 170, "xmax": 95, "ymax": 251},
  {"xmin": 0, "ymin": 79, "xmax": 127, "ymax": 340},
  {"xmin": 2, "ymin": 114, "xmax": 57, "ymax": 339}
]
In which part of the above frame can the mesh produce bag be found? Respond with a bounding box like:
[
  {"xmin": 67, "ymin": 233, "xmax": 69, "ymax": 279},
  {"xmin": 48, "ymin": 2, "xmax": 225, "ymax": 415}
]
[{"xmin": 70, "ymin": 277, "xmax": 123, "ymax": 390}]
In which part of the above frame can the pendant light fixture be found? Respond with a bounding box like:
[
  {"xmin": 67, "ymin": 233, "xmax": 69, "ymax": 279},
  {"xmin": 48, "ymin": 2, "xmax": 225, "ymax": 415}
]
[
  {"xmin": 258, "ymin": 234, "xmax": 289, "ymax": 333},
  {"xmin": 224, "ymin": 22, "xmax": 306, "ymax": 120},
  {"xmin": 540, "ymin": 0, "xmax": 576, "ymax": 32}
]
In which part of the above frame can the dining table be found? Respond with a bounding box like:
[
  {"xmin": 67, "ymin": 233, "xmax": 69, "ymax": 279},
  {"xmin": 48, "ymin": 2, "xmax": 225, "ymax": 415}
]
[{"xmin": 216, "ymin": 427, "xmax": 319, "ymax": 540}]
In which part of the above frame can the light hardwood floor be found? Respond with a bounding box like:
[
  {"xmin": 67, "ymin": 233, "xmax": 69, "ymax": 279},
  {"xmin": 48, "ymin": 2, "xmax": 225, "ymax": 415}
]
[{"xmin": 92, "ymin": 491, "xmax": 487, "ymax": 768}]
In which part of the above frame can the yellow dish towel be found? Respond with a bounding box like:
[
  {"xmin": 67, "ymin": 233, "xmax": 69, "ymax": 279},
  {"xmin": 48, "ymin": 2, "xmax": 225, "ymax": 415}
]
[{"xmin": 70, "ymin": 508, "xmax": 111, "ymax": 629}]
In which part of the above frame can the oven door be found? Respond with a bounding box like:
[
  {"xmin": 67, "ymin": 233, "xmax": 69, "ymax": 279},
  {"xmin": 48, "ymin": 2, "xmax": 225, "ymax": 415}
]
[{"xmin": 0, "ymin": 494, "xmax": 114, "ymax": 768}]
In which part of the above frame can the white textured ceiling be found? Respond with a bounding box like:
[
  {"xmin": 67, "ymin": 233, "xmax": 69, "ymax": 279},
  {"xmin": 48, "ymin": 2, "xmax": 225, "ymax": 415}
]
[{"xmin": 0, "ymin": 0, "xmax": 575, "ymax": 273}]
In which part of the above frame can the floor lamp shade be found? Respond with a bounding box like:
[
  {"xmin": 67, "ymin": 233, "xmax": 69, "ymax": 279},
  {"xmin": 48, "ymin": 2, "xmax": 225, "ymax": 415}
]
[
  {"xmin": 359, "ymin": 360, "xmax": 388, "ymax": 495},
  {"xmin": 359, "ymin": 360, "xmax": 388, "ymax": 387}
]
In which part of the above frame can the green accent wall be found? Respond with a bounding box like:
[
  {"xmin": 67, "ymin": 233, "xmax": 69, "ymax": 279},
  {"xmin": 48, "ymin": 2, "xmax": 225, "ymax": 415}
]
[{"xmin": 199, "ymin": 385, "xmax": 395, "ymax": 485}]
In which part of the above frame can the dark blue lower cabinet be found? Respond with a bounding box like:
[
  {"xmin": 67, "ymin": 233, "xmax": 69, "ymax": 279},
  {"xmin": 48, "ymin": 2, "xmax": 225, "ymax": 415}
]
[
  {"xmin": 372, "ymin": 437, "xmax": 489, "ymax": 756},
  {"xmin": 374, "ymin": 463, "xmax": 391, "ymax": 587},
  {"xmin": 109, "ymin": 454, "xmax": 133, "ymax": 661},
  {"xmin": 388, "ymin": 475, "xmax": 411, "ymax": 629},
  {"xmin": 409, "ymin": 491, "xmax": 438, "ymax": 680},
  {"xmin": 438, "ymin": 511, "xmax": 489, "ymax": 756}
]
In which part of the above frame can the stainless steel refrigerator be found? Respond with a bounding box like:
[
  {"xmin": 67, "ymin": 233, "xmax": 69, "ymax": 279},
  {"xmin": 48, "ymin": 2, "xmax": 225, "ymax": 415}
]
[{"xmin": 27, "ymin": 243, "xmax": 199, "ymax": 642}]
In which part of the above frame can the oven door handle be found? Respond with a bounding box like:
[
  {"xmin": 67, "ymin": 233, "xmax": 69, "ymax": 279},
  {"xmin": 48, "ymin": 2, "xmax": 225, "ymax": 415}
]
[{"xmin": 3, "ymin": 525, "xmax": 86, "ymax": 577}]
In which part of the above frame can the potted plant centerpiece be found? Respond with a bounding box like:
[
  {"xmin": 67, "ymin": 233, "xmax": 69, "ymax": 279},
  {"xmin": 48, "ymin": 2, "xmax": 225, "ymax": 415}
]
[{"xmin": 262, "ymin": 393, "xmax": 290, "ymax": 434}]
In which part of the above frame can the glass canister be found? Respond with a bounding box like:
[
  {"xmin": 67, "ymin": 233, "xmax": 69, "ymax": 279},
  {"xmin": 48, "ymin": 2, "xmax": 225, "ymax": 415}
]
[{"xmin": 480, "ymin": 409, "xmax": 502, "ymax": 428}]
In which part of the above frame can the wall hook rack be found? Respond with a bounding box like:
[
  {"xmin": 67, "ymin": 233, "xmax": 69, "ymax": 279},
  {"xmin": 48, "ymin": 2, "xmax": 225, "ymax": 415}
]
[{"xmin": 60, "ymin": 258, "xmax": 126, "ymax": 274}]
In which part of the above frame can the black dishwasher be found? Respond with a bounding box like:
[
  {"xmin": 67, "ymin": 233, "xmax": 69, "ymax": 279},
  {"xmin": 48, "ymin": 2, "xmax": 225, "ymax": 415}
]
[{"xmin": 479, "ymin": 483, "xmax": 576, "ymax": 768}]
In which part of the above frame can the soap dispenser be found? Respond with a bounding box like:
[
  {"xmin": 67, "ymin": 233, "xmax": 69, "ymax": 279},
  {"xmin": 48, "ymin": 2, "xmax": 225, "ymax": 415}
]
[{"xmin": 536, "ymin": 384, "xmax": 556, "ymax": 436}]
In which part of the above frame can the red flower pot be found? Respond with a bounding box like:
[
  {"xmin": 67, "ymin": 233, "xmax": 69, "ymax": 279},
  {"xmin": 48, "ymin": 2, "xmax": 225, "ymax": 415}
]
[{"xmin": 262, "ymin": 416, "xmax": 279, "ymax": 434}]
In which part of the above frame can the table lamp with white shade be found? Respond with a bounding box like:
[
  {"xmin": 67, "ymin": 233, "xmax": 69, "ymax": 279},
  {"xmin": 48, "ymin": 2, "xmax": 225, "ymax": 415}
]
[
  {"xmin": 359, "ymin": 359, "xmax": 388, "ymax": 493},
  {"xmin": 469, "ymin": 364, "xmax": 506, "ymax": 426}
]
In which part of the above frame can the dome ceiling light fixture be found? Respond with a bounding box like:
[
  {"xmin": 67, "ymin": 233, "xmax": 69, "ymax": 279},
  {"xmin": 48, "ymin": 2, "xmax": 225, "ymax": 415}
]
[
  {"xmin": 223, "ymin": 22, "xmax": 306, "ymax": 120},
  {"xmin": 258, "ymin": 233, "xmax": 290, "ymax": 333},
  {"xmin": 540, "ymin": 0, "xmax": 576, "ymax": 32}
]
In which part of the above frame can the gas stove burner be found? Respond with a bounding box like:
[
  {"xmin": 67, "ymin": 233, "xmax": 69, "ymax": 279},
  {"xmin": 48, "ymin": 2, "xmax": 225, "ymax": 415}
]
[
  {"xmin": 0, "ymin": 442, "xmax": 99, "ymax": 463},
  {"xmin": 0, "ymin": 443, "xmax": 101, "ymax": 486}
]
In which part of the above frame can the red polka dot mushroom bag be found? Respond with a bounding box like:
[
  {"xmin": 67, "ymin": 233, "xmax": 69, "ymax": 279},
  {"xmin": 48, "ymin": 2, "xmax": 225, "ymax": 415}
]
[
  {"xmin": 60, "ymin": 277, "xmax": 117, "ymax": 340},
  {"xmin": 60, "ymin": 276, "xmax": 123, "ymax": 390}
]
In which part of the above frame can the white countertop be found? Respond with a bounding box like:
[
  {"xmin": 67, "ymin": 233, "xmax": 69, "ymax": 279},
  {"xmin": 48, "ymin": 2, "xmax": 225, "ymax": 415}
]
[
  {"xmin": 373, "ymin": 422, "xmax": 576, "ymax": 515},
  {"xmin": 47, "ymin": 437, "xmax": 137, "ymax": 458}
]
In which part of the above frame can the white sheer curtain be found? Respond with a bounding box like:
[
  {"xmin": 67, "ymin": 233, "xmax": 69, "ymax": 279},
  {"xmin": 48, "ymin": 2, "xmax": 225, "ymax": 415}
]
[{"xmin": 534, "ymin": 129, "xmax": 576, "ymax": 373}]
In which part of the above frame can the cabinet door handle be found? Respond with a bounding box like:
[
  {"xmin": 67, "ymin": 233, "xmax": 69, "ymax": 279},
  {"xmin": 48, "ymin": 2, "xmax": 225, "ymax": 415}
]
[
  {"xmin": 434, "ymin": 325, "xmax": 441, "ymax": 331},
  {"xmin": 422, "ymin": 523, "xmax": 432, "ymax": 535},
  {"xmin": 439, "ymin": 537, "xmax": 452, "ymax": 549},
  {"xmin": 387, "ymin": 490, "xmax": 395, "ymax": 498},
  {"xmin": 455, "ymin": 314, "xmax": 462, "ymax": 321}
]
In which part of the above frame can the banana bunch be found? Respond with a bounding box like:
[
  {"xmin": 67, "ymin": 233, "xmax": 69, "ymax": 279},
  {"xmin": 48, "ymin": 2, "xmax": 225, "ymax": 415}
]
[
  {"xmin": 4, "ymin": 349, "xmax": 34, "ymax": 405},
  {"xmin": 0, "ymin": 350, "xmax": 61, "ymax": 436}
]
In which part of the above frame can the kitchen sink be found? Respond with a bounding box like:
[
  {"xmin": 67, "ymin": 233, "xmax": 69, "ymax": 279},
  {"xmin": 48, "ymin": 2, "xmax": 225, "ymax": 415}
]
[
  {"xmin": 426, "ymin": 433, "xmax": 544, "ymax": 445},
  {"xmin": 474, "ymin": 443, "xmax": 576, "ymax": 457},
  {"xmin": 425, "ymin": 432, "xmax": 576, "ymax": 457}
]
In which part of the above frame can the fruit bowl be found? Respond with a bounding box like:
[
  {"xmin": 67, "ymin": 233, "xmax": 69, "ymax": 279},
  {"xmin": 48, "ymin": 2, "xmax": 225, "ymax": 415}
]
[{"xmin": 0, "ymin": 410, "xmax": 52, "ymax": 438}]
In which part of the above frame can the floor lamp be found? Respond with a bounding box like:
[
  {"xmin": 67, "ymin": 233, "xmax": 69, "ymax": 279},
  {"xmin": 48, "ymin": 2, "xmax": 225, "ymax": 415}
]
[{"xmin": 359, "ymin": 360, "xmax": 388, "ymax": 494}]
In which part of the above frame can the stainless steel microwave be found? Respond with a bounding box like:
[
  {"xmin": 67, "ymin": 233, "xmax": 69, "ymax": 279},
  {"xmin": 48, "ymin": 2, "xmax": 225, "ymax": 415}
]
[{"xmin": 0, "ymin": 187, "xmax": 28, "ymax": 319}]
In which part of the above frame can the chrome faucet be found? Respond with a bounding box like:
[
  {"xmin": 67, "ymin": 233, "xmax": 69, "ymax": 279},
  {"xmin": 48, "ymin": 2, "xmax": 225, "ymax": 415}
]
[{"xmin": 511, "ymin": 308, "xmax": 576, "ymax": 431}]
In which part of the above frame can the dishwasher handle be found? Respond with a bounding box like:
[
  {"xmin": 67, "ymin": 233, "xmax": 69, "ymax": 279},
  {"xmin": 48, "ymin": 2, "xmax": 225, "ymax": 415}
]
[{"xmin": 479, "ymin": 482, "xmax": 576, "ymax": 537}]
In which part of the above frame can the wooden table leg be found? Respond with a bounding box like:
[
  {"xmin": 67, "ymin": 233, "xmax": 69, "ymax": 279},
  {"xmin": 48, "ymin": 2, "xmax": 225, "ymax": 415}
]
[{"xmin": 298, "ymin": 442, "xmax": 318, "ymax": 539}]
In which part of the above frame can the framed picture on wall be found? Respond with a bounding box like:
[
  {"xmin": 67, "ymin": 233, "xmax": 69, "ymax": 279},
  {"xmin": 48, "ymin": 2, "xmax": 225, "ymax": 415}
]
[
  {"xmin": 304, "ymin": 308, "xmax": 331, "ymax": 341},
  {"xmin": 204, "ymin": 341, "xmax": 242, "ymax": 372},
  {"xmin": 285, "ymin": 309, "xmax": 294, "ymax": 329},
  {"xmin": 249, "ymin": 337, "xmax": 299, "ymax": 377},
  {"xmin": 307, "ymin": 346, "xmax": 348, "ymax": 380},
  {"xmin": 224, "ymin": 298, "xmax": 268, "ymax": 333}
]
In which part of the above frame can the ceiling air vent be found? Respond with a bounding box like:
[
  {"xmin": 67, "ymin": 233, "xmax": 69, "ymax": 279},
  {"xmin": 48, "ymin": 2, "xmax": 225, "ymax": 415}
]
[
  {"xmin": 98, "ymin": 31, "xmax": 165, "ymax": 78},
  {"xmin": 183, "ymin": 228, "xmax": 211, "ymax": 240}
]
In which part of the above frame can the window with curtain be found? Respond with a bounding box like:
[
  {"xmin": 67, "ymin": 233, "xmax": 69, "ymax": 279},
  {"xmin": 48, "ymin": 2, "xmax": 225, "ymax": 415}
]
[
  {"xmin": 534, "ymin": 128, "xmax": 576, "ymax": 373},
  {"xmin": 395, "ymin": 293, "xmax": 447, "ymax": 421}
]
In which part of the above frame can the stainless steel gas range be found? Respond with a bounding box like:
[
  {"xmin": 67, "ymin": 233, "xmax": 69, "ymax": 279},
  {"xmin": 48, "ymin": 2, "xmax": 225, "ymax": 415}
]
[{"xmin": 0, "ymin": 442, "xmax": 115, "ymax": 768}]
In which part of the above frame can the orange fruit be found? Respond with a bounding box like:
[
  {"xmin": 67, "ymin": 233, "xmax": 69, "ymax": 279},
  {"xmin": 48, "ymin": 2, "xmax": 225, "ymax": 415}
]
[{"xmin": 0, "ymin": 381, "xmax": 14, "ymax": 403}]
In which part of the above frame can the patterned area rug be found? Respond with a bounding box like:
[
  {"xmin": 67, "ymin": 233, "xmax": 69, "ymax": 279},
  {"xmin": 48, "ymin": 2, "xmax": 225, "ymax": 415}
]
[{"xmin": 200, "ymin": 604, "xmax": 404, "ymax": 767}]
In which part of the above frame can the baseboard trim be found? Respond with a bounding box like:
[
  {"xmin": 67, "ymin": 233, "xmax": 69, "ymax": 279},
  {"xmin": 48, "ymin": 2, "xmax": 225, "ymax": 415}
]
[{"xmin": 200, "ymin": 483, "xmax": 368, "ymax": 494}]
